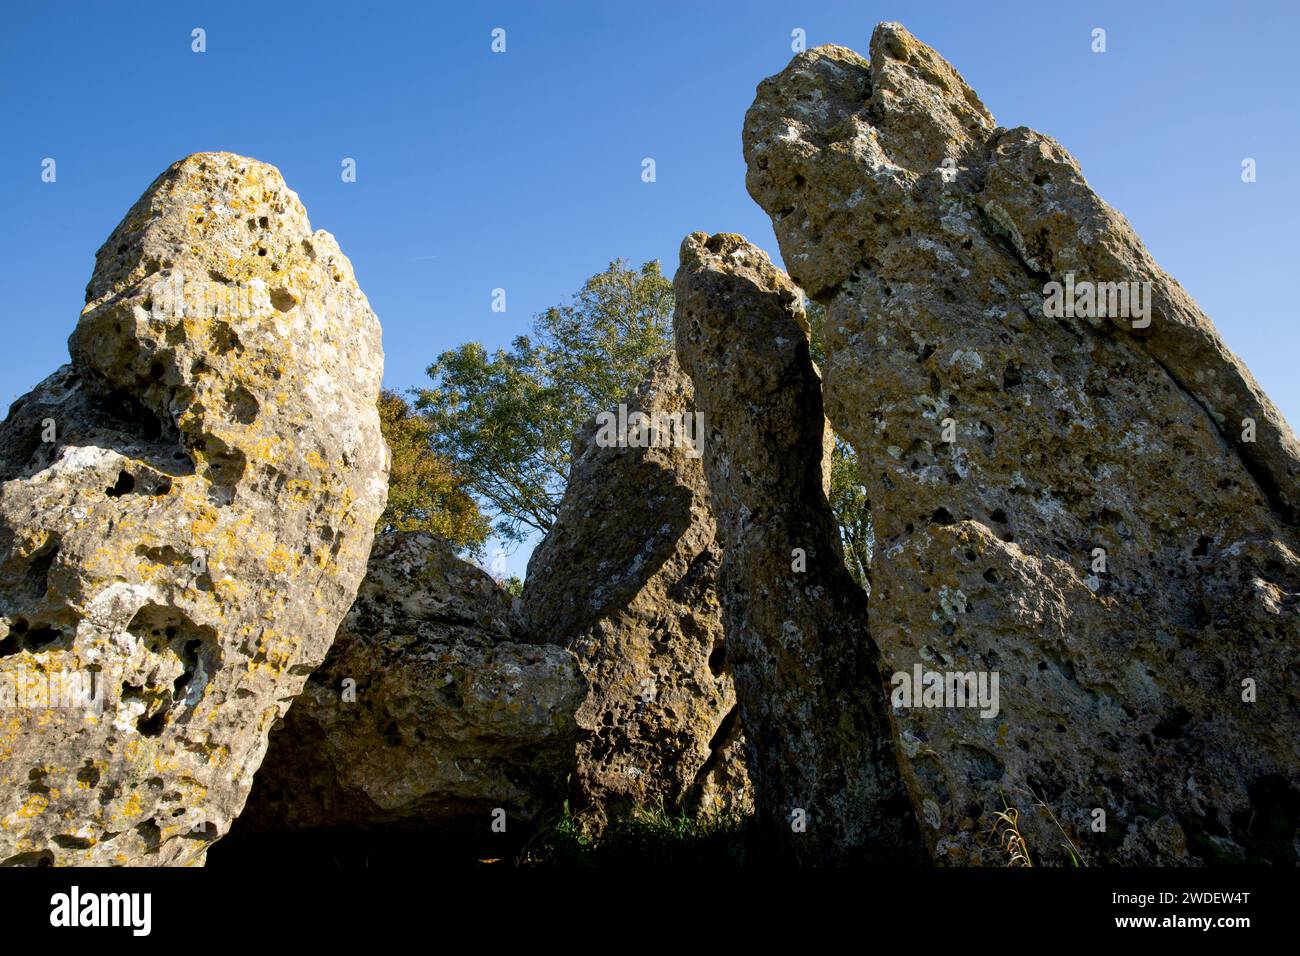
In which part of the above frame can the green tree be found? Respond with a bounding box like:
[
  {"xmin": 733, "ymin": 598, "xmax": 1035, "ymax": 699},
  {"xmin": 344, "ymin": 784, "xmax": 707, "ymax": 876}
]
[
  {"xmin": 417, "ymin": 259, "xmax": 674, "ymax": 543},
  {"xmin": 806, "ymin": 299, "xmax": 874, "ymax": 590},
  {"xmin": 414, "ymin": 258, "xmax": 873, "ymax": 591},
  {"xmin": 377, "ymin": 390, "xmax": 491, "ymax": 553},
  {"xmin": 828, "ymin": 435, "xmax": 873, "ymax": 588}
]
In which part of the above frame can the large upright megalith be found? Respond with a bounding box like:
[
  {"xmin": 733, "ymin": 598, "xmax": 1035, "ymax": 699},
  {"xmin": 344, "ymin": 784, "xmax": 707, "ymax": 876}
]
[
  {"xmin": 0, "ymin": 153, "xmax": 389, "ymax": 865},
  {"xmin": 674, "ymin": 231, "xmax": 925, "ymax": 864},
  {"xmin": 743, "ymin": 23, "xmax": 1300, "ymax": 864}
]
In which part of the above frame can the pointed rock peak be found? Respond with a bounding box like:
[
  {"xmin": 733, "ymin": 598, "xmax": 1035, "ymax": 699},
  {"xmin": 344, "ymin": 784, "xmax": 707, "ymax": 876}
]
[
  {"xmin": 84, "ymin": 152, "xmax": 319, "ymax": 310},
  {"xmin": 678, "ymin": 231, "xmax": 807, "ymax": 330},
  {"xmin": 866, "ymin": 21, "xmax": 996, "ymax": 149}
]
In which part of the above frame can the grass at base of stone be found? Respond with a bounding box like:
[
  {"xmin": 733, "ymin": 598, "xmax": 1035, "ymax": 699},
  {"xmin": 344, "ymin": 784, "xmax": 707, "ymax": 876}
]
[
  {"xmin": 521, "ymin": 802, "xmax": 759, "ymax": 867},
  {"xmin": 208, "ymin": 804, "xmax": 763, "ymax": 867}
]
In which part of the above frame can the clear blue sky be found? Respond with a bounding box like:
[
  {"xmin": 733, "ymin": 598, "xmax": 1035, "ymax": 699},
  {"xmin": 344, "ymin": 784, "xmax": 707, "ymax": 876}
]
[{"xmin": 3, "ymin": 1, "xmax": 1297, "ymax": 577}]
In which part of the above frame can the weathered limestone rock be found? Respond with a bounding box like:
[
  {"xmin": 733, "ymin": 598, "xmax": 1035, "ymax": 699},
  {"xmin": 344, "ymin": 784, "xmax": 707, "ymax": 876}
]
[
  {"xmin": 524, "ymin": 354, "xmax": 752, "ymax": 826},
  {"xmin": 230, "ymin": 531, "xmax": 585, "ymax": 840},
  {"xmin": 0, "ymin": 153, "xmax": 388, "ymax": 866},
  {"xmin": 744, "ymin": 23, "xmax": 1300, "ymax": 864},
  {"xmin": 674, "ymin": 232, "xmax": 925, "ymax": 864}
]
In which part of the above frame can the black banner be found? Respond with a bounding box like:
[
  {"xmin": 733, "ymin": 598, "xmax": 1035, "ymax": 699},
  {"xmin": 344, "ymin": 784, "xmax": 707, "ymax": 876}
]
[{"xmin": 0, "ymin": 866, "xmax": 1291, "ymax": 943}]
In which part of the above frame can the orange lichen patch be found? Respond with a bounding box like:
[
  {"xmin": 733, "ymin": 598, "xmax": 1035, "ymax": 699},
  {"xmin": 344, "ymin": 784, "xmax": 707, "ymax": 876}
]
[
  {"xmin": 264, "ymin": 546, "xmax": 301, "ymax": 577},
  {"xmin": 9, "ymin": 528, "xmax": 53, "ymax": 559},
  {"xmin": 0, "ymin": 716, "xmax": 22, "ymax": 760},
  {"xmin": 244, "ymin": 434, "xmax": 283, "ymax": 465},
  {"xmin": 17, "ymin": 794, "xmax": 48, "ymax": 819},
  {"xmin": 115, "ymin": 791, "xmax": 144, "ymax": 824}
]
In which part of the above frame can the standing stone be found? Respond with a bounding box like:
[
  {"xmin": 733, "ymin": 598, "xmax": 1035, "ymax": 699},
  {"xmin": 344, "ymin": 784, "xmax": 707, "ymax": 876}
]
[
  {"xmin": 674, "ymin": 232, "xmax": 925, "ymax": 864},
  {"xmin": 744, "ymin": 23, "xmax": 1300, "ymax": 864},
  {"xmin": 227, "ymin": 532, "xmax": 585, "ymax": 847},
  {"xmin": 524, "ymin": 354, "xmax": 751, "ymax": 827},
  {"xmin": 0, "ymin": 153, "xmax": 388, "ymax": 865}
]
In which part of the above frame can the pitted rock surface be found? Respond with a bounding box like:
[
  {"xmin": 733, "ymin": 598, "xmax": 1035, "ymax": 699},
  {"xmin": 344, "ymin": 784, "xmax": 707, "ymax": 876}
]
[
  {"xmin": 524, "ymin": 354, "xmax": 752, "ymax": 827},
  {"xmin": 0, "ymin": 153, "xmax": 388, "ymax": 866},
  {"xmin": 743, "ymin": 23, "xmax": 1300, "ymax": 864},
  {"xmin": 233, "ymin": 532, "xmax": 585, "ymax": 837},
  {"xmin": 674, "ymin": 231, "xmax": 925, "ymax": 864}
]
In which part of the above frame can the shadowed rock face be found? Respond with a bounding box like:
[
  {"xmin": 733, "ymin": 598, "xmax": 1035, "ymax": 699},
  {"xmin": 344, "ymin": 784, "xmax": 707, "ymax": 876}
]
[
  {"xmin": 524, "ymin": 354, "xmax": 752, "ymax": 827},
  {"xmin": 673, "ymin": 231, "xmax": 926, "ymax": 864},
  {"xmin": 744, "ymin": 23, "xmax": 1300, "ymax": 864},
  {"xmin": 230, "ymin": 532, "xmax": 585, "ymax": 840},
  {"xmin": 0, "ymin": 153, "xmax": 388, "ymax": 866}
]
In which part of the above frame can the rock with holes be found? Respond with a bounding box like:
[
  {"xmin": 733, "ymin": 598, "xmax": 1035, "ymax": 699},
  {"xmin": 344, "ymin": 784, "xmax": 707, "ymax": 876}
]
[
  {"xmin": 225, "ymin": 532, "xmax": 584, "ymax": 846},
  {"xmin": 674, "ymin": 232, "xmax": 926, "ymax": 864},
  {"xmin": 0, "ymin": 152, "xmax": 388, "ymax": 866},
  {"xmin": 522, "ymin": 353, "xmax": 752, "ymax": 829},
  {"xmin": 743, "ymin": 23, "xmax": 1300, "ymax": 864}
]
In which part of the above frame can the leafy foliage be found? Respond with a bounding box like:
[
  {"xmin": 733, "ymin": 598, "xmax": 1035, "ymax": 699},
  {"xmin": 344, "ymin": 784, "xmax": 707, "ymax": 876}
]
[
  {"xmin": 413, "ymin": 260, "xmax": 873, "ymax": 591},
  {"xmin": 829, "ymin": 436, "xmax": 872, "ymax": 587},
  {"xmin": 377, "ymin": 390, "xmax": 491, "ymax": 553},
  {"xmin": 417, "ymin": 260, "xmax": 674, "ymax": 543},
  {"xmin": 806, "ymin": 299, "xmax": 874, "ymax": 589},
  {"xmin": 523, "ymin": 801, "xmax": 755, "ymax": 867}
]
